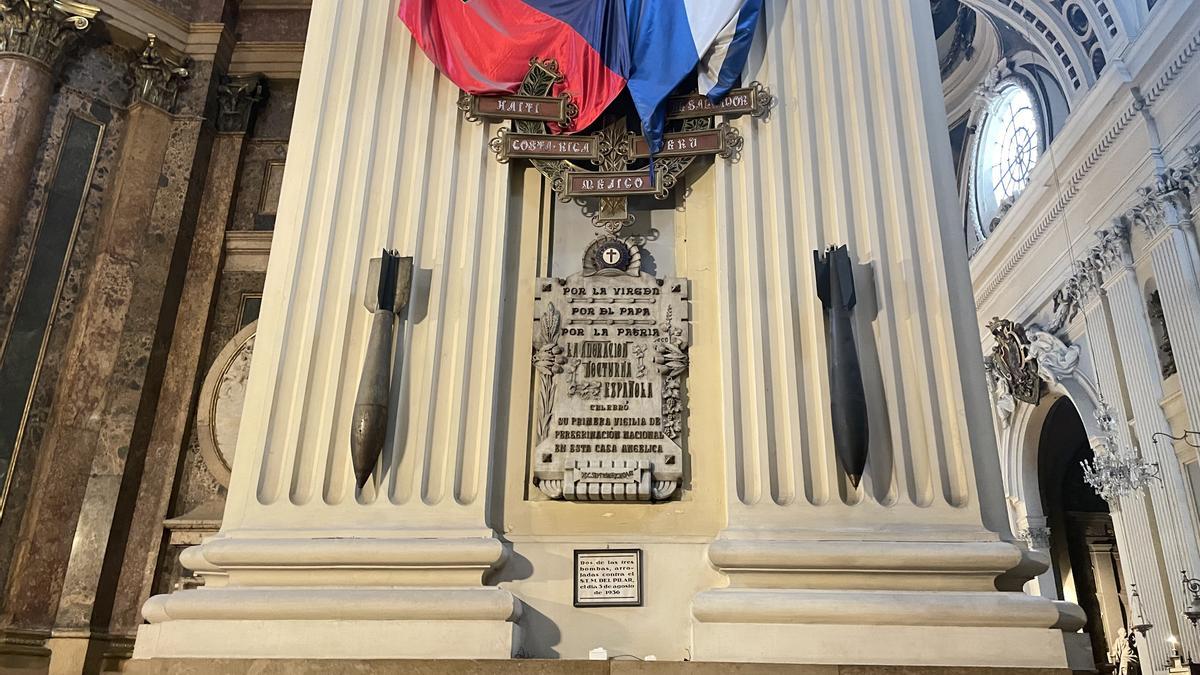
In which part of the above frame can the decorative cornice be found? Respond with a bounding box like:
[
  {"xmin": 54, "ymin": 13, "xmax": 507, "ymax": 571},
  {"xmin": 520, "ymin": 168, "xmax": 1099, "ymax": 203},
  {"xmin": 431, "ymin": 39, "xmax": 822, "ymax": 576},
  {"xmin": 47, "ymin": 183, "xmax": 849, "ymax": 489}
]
[
  {"xmin": 215, "ymin": 72, "xmax": 264, "ymax": 133},
  {"xmin": 227, "ymin": 40, "xmax": 303, "ymax": 79},
  {"xmin": 1124, "ymin": 144, "xmax": 1200, "ymax": 238},
  {"xmin": 130, "ymin": 32, "xmax": 190, "ymax": 112},
  {"xmin": 1034, "ymin": 141, "xmax": 1197, "ymax": 331},
  {"xmin": 975, "ymin": 27, "xmax": 1200, "ymax": 307},
  {"xmin": 0, "ymin": 0, "xmax": 99, "ymax": 72},
  {"xmin": 1044, "ymin": 222, "xmax": 1129, "ymax": 333}
]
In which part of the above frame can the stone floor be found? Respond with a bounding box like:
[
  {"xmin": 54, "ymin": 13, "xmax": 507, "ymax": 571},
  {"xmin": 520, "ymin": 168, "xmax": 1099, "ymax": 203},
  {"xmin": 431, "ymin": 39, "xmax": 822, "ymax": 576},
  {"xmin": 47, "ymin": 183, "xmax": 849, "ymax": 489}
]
[{"xmin": 111, "ymin": 660, "xmax": 1084, "ymax": 675}]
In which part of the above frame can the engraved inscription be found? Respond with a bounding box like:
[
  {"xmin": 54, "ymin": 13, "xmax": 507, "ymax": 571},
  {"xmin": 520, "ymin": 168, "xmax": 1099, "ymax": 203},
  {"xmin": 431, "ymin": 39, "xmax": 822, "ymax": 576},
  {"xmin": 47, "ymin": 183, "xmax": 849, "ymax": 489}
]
[
  {"xmin": 533, "ymin": 260, "xmax": 690, "ymax": 502},
  {"xmin": 630, "ymin": 129, "xmax": 724, "ymax": 158},
  {"xmin": 472, "ymin": 94, "xmax": 568, "ymax": 123},
  {"xmin": 666, "ymin": 87, "xmax": 757, "ymax": 119},
  {"xmin": 503, "ymin": 132, "xmax": 597, "ymax": 159},
  {"xmin": 565, "ymin": 171, "xmax": 659, "ymax": 198},
  {"xmin": 574, "ymin": 550, "xmax": 642, "ymax": 607}
]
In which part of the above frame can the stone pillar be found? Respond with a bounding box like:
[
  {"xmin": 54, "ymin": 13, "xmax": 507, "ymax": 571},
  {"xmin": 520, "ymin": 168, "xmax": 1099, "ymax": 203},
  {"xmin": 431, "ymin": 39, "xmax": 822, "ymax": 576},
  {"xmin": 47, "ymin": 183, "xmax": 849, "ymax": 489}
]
[
  {"xmin": 0, "ymin": 35, "xmax": 195, "ymax": 665},
  {"xmin": 0, "ymin": 0, "xmax": 97, "ymax": 270},
  {"xmin": 109, "ymin": 74, "xmax": 264, "ymax": 639},
  {"xmin": 1102, "ymin": 243, "xmax": 1200, "ymax": 661},
  {"xmin": 687, "ymin": 0, "xmax": 1083, "ymax": 668},
  {"xmin": 1087, "ymin": 541, "xmax": 1123, "ymax": 653},
  {"xmin": 1074, "ymin": 287, "xmax": 1176, "ymax": 671},
  {"xmin": 133, "ymin": 1, "xmax": 519, "ymax": 660},
  {"xmin": 1131, "ymin": 185, "xmax": 1200, "ymax": 448}
]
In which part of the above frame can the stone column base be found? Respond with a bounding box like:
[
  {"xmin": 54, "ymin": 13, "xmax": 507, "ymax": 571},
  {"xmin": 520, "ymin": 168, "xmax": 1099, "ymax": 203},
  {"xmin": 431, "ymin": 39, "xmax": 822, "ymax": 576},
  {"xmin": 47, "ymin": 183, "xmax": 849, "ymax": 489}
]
[
  {"xmin": 689, "ymin": 538, "xmax": 1089, "ymax": 668},
  {"xmin": 690, "ymin": 622, "xmax": 1092, "ymax": 669},
  {"xmin": 133, "ymin": 618, "xmax": 519, "ymax": 660},
  {"xmin": 0, "ymin": 628, "xmax": 49, "ymax": 675},
  {"xmin": 133, "ymin": 536, "xmax": 522, "ymax": 660}
]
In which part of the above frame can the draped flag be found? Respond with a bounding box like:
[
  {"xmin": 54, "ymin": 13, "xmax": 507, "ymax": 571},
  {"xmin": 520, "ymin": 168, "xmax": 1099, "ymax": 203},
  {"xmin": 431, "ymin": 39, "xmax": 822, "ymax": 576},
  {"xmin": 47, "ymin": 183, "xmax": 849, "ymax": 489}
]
[
  {"xmin": 698, "ymin": 0, "xmax": 762, "ymax": 100},
  {"xmin": 399, "ymin": 0, "xmax": 630, "ymax": 132},
  {"xmin": 625, "ymin": 0, "xmax": 762, "ymax": 155}
]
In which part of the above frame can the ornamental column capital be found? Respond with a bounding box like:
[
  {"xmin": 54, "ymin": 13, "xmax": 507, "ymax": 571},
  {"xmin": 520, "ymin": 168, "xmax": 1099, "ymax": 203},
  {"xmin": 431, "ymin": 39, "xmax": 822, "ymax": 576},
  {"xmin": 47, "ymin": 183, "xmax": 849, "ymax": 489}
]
[
  {"xmin": 214, "ymin": 73, "xmax": 264, "ymax": 133},
  {"xmin": 130, "ymin": 33, "xmax": 190, "ymax": 113},
  {"xmin": 0, "ymin": 0, "xmax": 99, "ymax": 73}
]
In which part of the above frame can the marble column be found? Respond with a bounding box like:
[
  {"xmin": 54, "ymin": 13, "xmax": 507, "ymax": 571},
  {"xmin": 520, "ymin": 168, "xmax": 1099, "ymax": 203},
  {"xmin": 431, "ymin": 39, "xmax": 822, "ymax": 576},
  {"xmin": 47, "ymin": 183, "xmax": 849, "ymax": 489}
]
[
  {"xmin": 0, "ymin": 37, "xmax": 194, "ymax": 658},
  {"xmin": 0, "ymin": 0, "xmax": 98, "ymax": 270},
  {"xmin": 687, "ymin": 0, "xmax": 1083, "ymax": 668},
  {"xmin": 134, "ymin": 1, "xmax": 520, "ymax": 660},
  {"xmin": 109, "ymin": 74, "xmax": 264, "ymax": 640},
  {"xmin": 1098, "ymin": 226, "xmax": 1200, "ymax": 661},
  {"xmin": 1131, "ymin": 186, "xmax": 1200, "ymax": 449}
]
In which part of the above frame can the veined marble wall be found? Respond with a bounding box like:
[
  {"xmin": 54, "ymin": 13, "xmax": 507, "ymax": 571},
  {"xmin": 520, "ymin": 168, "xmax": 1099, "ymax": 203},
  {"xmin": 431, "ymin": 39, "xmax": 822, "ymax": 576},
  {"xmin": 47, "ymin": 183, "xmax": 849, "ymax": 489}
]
[{"xmin": 0, "ymin": 1, "xmax": 304, "ymax": 669}]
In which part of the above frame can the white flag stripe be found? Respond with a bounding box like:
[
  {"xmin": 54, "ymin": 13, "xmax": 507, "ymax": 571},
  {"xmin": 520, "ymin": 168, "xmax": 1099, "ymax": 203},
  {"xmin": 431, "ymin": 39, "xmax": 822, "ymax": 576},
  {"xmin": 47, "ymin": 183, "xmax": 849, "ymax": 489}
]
[
  {"xmin": 681, "ymin": 0, "xmax": 746, "ymax": 59},
  {"xmin": 699, "ymin": 12, "xmax": 741, "ymax": 94}
]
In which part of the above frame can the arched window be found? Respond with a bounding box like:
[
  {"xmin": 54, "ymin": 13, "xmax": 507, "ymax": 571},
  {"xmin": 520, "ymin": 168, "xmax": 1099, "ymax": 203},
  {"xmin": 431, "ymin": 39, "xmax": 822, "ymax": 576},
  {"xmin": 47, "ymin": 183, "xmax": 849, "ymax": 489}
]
[{"xmin": 973, "ymin": 80, "xmax": 1043, "ymax": 235}]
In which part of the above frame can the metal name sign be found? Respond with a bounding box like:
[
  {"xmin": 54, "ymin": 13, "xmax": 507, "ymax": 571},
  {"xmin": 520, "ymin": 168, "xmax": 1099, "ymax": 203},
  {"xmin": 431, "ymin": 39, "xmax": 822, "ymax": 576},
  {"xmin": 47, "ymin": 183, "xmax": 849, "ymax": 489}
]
[
  {"xmin": 565, "ymin": 171, "xmax": 658, "ymax": 198},
  {"xmin": 665, "ymin": 88, "xmax": 764, "ymax": 119},
  {"xmin": 458, "ymin": 60, "xmax": 762, "ymax": 504},
  {"xmin": 495, "ymin": 132, "xmax": 599, "ymax": 161},
  {"xmin": 461, "ymin": 92, "xmax": 577, "ymax": 126},
  {"xmin": 532, "ymin": 240, "xmax": 689, "ymax": 502},
  {"xmin": 463, "ymin": 59, "xmax": 772, "ymax": 230},
  {"xmin": 574, "ymin": 549, "xmax": 643, "ymax": 607},
  {"xmin": 629, "ymin": 127, "xmax": 729, "ymax": 158}
]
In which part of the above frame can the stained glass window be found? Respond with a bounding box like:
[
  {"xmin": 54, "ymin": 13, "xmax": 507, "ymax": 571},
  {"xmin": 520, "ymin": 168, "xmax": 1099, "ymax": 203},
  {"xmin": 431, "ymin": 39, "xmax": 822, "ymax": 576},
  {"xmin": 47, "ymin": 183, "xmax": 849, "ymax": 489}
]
[
  {"xmin": 983, "ymin": 84, "xmax": 1040, "ymax": 203},
  {"xmin": 972, "ymin": 81, "xmax": 1043, "ymax": 239}
]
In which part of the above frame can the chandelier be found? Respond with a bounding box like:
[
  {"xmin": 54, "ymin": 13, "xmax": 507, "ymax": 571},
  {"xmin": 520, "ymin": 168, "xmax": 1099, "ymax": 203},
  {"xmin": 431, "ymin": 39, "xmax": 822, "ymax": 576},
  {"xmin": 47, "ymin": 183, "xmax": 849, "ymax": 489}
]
[{"xmin": 1081, "ymin": 404, "xmax": 1161, "ymax": 503}]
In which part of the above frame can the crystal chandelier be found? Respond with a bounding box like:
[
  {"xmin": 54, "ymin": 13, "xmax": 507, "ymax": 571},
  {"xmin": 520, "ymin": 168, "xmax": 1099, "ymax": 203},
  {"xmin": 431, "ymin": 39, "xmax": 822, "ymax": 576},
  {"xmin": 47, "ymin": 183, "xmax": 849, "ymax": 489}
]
[{"xmin": 1081, "ymin": 404, "xmax": 1161, "ymax": 503}]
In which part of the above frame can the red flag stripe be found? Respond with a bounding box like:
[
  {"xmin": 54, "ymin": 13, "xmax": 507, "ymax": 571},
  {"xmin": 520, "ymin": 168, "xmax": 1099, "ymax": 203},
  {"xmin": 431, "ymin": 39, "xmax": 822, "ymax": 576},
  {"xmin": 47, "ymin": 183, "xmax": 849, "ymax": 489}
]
[{"xmin": 399, "ymin": 0, "xmax": 627, "ymax": 132}]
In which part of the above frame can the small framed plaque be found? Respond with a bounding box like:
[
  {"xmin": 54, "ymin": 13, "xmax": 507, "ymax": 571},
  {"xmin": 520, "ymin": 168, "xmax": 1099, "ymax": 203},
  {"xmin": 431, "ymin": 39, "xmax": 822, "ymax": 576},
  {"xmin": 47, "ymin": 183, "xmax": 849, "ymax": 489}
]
[{"xmin": 574, "ymin": 549, "xmax": 643, "ymax": 608}]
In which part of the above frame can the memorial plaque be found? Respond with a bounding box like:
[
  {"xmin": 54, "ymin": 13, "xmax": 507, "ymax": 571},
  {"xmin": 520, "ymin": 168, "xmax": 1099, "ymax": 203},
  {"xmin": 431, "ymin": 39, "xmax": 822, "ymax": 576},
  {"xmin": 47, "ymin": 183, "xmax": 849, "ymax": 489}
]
[
  {"xmin": 532, "ymin": 239, "xmax": 690, "ymax": 502},
  {"xmin": 574, "ymin": 549, "xmax": 643, "ymax": 607},
  {"xmin": 630, "ymin": 128, "xmax": 726, "ymax": 158},
  {"xmin": 564, "ymin": 171, "xmax": 660, "ymax": 198},
  {"xmin": 496, "ymin": 132, "xmax": 598, "ymax": 161},
  {"xmin": 666, "ymin": 87, "xmax": 761, "ymax": 119}
]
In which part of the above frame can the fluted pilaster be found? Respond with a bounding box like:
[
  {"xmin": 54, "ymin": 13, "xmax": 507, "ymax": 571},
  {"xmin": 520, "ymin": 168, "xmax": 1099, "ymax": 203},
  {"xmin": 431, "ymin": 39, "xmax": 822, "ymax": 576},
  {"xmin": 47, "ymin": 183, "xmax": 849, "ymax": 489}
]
[
  {"xmin": 712, "ymin": 0, "xmax": 991, "ymax": 530},
  {"xmin": 1136, "ymin": 188, "xmax": 1200, "ymax": 446},
  {"xmin": 691, "ymin": 0, "xmax": 1082, "ymax": 667},
  {"xmin": 1078, "ymin": 295, "xmax": 1175, "ymax": 670},
  {"xmin": 134, "ymin": 0, "xmax": 520, "ymax": 660},
  {"xmin": 1101, "ymin": 252, "xmax": 1200, "ymax": 660}
]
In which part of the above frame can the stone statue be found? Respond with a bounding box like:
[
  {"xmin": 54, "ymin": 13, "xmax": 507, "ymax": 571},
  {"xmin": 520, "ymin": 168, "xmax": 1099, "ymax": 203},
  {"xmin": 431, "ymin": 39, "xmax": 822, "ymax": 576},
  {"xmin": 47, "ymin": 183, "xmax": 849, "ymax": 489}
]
[{"xmin": 1026, "ymin": 329, "xmax": 1081, "ymax": 388}]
